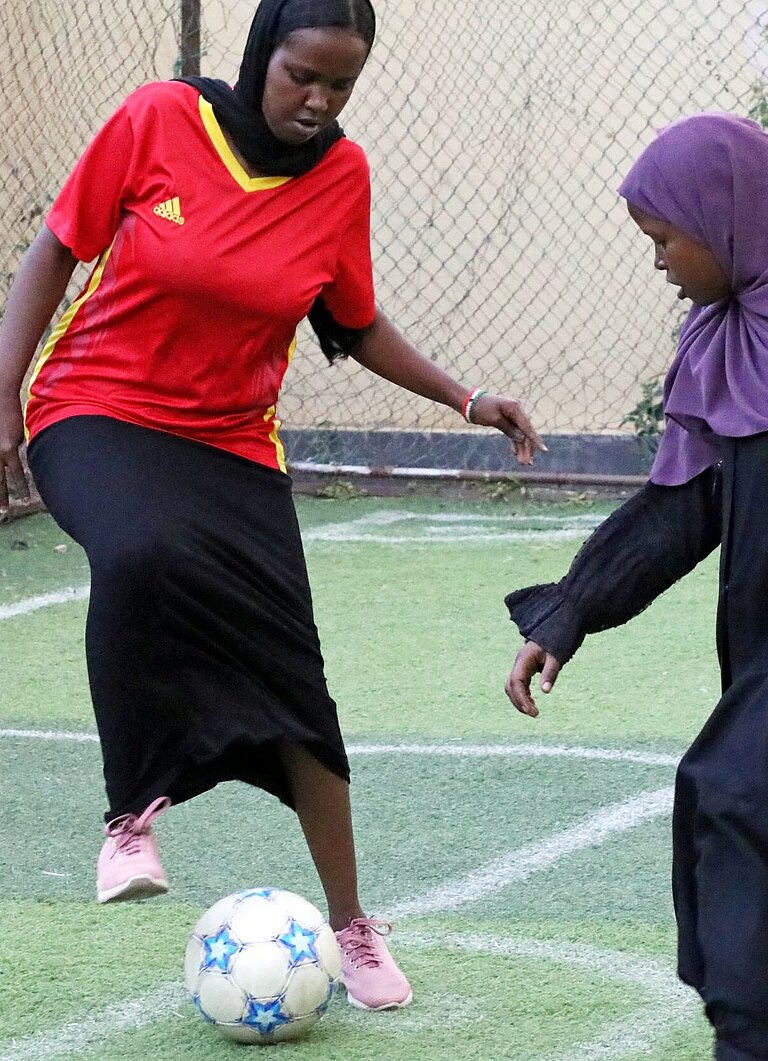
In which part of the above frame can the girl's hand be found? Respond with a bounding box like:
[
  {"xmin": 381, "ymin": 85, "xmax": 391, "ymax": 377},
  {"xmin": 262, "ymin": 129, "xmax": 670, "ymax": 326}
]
[
  {"xmin": 468, "ymin": 393, "xmax": 546, "ymax": 465},
  {"xmin": 0, "ymin": 391, "xmax": 31, "ymax": 516},
  {"xmin": 505, "ymin": 640, "xmax": 561, "ymax": 718}
]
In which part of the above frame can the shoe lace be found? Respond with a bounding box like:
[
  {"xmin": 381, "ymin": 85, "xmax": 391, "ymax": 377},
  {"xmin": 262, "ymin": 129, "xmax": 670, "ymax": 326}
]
[
  {"xmin": 105, "ymin": 796, "xmax": 171, "ymax": 855},
  {"xmin": 338, "ymin": 918, "xmax": 393, "ymax": 969}
]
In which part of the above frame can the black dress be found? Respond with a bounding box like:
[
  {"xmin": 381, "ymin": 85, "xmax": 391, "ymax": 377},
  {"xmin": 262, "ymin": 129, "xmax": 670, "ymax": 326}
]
[
  {"xmin": 28, "ymin": 415, "xmax": 350, "ymax": 822},
  {"xmin": 506, "ymin": 436, "xmax": 768, "ymax": 1060}
]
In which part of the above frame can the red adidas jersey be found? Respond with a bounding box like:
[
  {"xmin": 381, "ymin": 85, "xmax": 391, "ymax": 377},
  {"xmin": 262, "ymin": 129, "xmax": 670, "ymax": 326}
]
[{"xmin": 26, "ymin": 81, "xmax": 376, "ymax": 471}]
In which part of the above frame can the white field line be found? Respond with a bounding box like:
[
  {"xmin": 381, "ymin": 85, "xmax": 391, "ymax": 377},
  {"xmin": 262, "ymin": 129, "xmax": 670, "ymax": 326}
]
[
  {"xmin": 412, "ymin": 932, "xmax": 690, "ymax": 1004},
  {"xmin": 302, "ymin": 507, "xmax": 603, "ymax": 543},
  {"xmin": 395, "ymin": 512, "xmax": 602, "ymax": 523},
  {"xmin": 0, "ymin": 510, "xmax": 600, "ymax": 624},
  {"xmin": 0, "ymin": 936, "xmax": 696, "ymax": 1058},
  {"xmin": 304, "ymin": 529, "xmax": 599, "ymax": 544},
  {"xmin": 0, "ymin": 585, "xmax": 89, "ymax": 621},
  {"xmin": 0, "ymin": 784, "xmax": 679, "ymax": 1061},
  {"xmin": 386, "ymin": 786, "xmax": 674, "ymax": 919},
  {"xmin": 349, "ymin": 742, "xmax": 679, "ymax": 768},
  {"xmin": 0, "ymin": 925, "xmax": 692, "ymax": 1060},
  {"xmin": 307, "ymin": 510, "xmax": 603, "ymax": 527},
  {"xmin": 329, "ymin": 934, "xmax": 696, "ymax": 1049},
  {"xmin": 0, "ymin": 734, "xmax": 675, "ymax": 897},
  {"xmin": 0, "ymin": 728, "xmax": 99, "ymax": 743},
  {"xmin": 0, "ymin": 728, "xmax": 680, "ymax": 769},
  {"xmin": 547, "ymin": 1008, "xmax": 692, "ymax": 1061},
  {"xmin": 0, "ymin": 984, "xmax": 188, "ymax": 1061},
  {"xmin": 395, "ymin": 933, "xmax": 697, "ymax": 1057}
]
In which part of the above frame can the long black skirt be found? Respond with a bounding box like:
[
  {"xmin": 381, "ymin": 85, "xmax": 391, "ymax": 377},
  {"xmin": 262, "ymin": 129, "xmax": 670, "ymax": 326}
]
[{"xmin": 28, "ymin": 415, "xmax": 350, "ymax": 821}]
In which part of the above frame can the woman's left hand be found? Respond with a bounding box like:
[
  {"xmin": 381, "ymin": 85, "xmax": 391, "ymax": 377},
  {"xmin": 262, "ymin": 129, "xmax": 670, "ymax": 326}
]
[{"xmin": 468, "ymin": 393, "xmax": 547, "ymax": 465}]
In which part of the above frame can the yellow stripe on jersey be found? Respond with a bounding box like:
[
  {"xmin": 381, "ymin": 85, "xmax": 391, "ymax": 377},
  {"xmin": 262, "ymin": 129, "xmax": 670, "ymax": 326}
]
[
  {"xmin": 265, "ymin": 407, "xmax": 286, "ymax": 473},
  {"xmin": 264, "ymin": 334, "xmax": 297, "ymax": 473},
  {"xmin": 198, "ymin": 97, "xmax": 292, "ymax": 193},
  {"xmin": 25, "ymin": 237, "xmax": 117, "ymax": 438}
]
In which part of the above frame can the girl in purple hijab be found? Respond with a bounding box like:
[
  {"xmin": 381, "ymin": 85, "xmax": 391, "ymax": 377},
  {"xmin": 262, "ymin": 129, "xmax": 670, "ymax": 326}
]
[
  {"xmin": 624, "ymin": 113, "xmax": 768, "ymax": 488},
  {"xmin": 505, "ymin": 114, "xmax": 768, "ymax": 1061}
]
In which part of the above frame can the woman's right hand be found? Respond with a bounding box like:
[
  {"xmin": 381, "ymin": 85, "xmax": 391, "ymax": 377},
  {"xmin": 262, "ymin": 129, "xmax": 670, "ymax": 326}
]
[
  {"xmin": 0, "ymin": 390, "xmax": 31, "ymax": 515},
  {"xmin": 0, "ymin": 225, "xmax": 79, "ymax": 518}
]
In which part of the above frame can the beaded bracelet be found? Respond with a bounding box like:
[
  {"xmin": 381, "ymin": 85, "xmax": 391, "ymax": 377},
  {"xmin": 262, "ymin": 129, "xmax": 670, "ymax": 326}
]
[{"xmin": 462, "ymin": 387, "xmax": 488, "ymax": 424}]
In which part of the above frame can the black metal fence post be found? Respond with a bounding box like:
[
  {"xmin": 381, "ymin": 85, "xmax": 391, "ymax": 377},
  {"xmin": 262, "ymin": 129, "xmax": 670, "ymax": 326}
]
[{"xmin": 179, "ymin": 0, "xmax": 201, "ymax": 77}]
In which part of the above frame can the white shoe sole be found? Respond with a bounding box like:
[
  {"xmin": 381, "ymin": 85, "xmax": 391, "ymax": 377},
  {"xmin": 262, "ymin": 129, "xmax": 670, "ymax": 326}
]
[
  {"xmin": 346, "ymin": 988, "xmax": 413, "ymax": 1011},
  {"xmin": 97, "ymin": 875, "xmax": 168, "ymax": 904}
]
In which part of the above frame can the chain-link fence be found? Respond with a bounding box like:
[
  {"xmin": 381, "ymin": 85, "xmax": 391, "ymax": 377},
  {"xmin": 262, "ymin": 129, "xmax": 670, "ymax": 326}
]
[{"xmin": 2, "ymin": 0, "xmax": 767, "ymax": 476}]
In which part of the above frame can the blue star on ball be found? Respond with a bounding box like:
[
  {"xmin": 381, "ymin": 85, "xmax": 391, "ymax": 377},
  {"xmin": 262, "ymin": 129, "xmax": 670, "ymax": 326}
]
[
  {"xmin": 242, "ymin": 997, "xmax": 291, "ymax": 1034},
  {"xmin": 278, "ymin": 920, "xmax": 318, "ymax": 964},
  {"xmin": 201, "ymin": 927, "xmax": 240, "ymax": 972}
]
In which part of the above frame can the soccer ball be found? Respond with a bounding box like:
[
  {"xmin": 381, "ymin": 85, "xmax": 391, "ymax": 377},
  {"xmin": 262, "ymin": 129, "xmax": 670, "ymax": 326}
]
[{"xmin": 184, "ymin": 887, "xmax": 342, "ymax": 1044}]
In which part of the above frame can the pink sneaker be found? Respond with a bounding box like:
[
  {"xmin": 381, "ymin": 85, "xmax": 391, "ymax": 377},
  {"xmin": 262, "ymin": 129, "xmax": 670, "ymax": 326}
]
[
  {"xmin": 335, "ymin": 917, "xmax": 413, "ymax": 1010},
  {"xmin": 96, "ymin": 796, "xmax": 171, "ymax": 904}
]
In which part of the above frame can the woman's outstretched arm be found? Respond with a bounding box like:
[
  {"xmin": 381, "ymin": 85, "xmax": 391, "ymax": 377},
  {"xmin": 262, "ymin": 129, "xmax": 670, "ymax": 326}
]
[{"xmin": 352, "ymin": 308, "xmax": 546, "ymax": 466}]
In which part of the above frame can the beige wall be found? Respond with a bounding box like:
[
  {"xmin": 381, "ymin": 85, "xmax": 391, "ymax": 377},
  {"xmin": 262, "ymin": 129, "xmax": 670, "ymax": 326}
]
[{"xmin": 2, "ymin": 1, "xmax": 764, "ymax": 436}]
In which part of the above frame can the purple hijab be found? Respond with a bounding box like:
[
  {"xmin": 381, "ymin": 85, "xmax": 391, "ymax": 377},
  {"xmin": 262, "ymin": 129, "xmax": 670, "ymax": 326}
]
[{"xmin": 618, "ymin": 114, "xmax": 768, "ymax": 485}]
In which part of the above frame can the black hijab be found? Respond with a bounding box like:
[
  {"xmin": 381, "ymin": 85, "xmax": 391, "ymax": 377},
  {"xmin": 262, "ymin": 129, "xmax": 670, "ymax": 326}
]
[
  {"xmin": 179, "ymin": 0, "xmax": 375, "ymax": 178},
  {"xmin": 178, "ymin": 0, "xmax": 376, "ymax": 360}
]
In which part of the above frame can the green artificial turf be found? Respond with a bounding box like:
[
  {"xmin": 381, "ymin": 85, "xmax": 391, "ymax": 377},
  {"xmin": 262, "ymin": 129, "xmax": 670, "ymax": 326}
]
[{"xmin": 0, "ymin": 499, "xmax": 721, "ymax": 1061}]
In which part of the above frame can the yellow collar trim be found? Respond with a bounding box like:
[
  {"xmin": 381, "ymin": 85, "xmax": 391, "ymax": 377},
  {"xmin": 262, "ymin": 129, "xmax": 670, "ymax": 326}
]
[{"xmin": 198, "ymin": 97, "xmax": 292, "ymax": 192}]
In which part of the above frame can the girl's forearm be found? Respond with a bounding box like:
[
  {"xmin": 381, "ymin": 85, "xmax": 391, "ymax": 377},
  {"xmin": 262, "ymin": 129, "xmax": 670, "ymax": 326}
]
[
  {"xmin": 0, "ymin": 224, "xmax": 78, "ymax": 393},
  {"xmin": 351, "ymin": 309, "xmax": 468, "ymax": 411}
]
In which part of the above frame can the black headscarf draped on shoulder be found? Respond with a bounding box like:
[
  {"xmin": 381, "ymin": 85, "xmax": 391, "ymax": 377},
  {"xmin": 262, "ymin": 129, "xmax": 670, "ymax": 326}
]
[{"xmin": 178, "ymin": 0, "xmax": 377, "ymax": 361}]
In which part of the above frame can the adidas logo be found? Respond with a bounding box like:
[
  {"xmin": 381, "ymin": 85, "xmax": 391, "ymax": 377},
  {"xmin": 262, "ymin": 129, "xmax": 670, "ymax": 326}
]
[{"xmin": 153, "ymin": 196, "xmax": 185, "ymax": 225}]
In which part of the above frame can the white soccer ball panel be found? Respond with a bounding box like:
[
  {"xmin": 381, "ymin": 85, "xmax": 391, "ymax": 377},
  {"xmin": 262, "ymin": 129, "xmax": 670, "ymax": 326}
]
[
  {"xmin": 269, "ymin": 889, "xmax": 325, "ymax": 928},
  {"xmin": 230, "ymin": 941, "xmax": 292, "ymax": 999},
  {"xmin": 184, "ymin": 936, "xmax": 205, "ymax": 994},
  {"xmin": 197, "ymin": 971, "xmax": 247, "ymax": 1024},
  {"xmin": 314, "ymin": 923, "xmax": 342, "ymax": 980},
  {"xmin": 229, "ymin": 897, "xmax": 289, "ymax": 941},
  {"xmin": 283, "ymin": 962, "xmax": 331, "ymax": 1017},
  {"xmin": 270, "ymin": 1014, "xmax": 319, "ymax": 1042},
  {"xmin": 192, "ymin": 892, "xmax": 244, "ymax": 937}
]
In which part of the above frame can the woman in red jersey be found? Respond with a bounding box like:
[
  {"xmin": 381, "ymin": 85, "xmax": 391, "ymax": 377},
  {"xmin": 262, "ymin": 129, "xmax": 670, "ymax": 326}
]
[{"xmin": 0, "ymin": 0, "xmax": 542, "ymax": 1012}]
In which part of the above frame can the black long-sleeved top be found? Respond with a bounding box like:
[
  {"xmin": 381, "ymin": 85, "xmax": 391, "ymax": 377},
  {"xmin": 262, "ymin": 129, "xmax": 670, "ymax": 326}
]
[{"xmin": 505, "ymin": 467, "xmax": 723, "ymax": 664}]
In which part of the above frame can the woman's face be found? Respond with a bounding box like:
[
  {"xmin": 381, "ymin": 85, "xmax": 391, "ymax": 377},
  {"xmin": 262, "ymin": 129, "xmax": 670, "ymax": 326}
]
[
  {"xmin": 262, "ymin": 27, "xmax": 369, "ymax": 145},
  {"xmin": 627, "ymin": 204, "xmax": 731, "ymax": 306}
]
